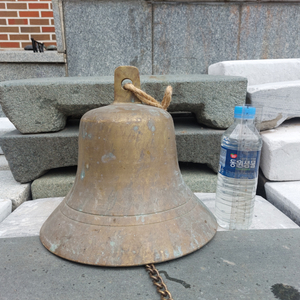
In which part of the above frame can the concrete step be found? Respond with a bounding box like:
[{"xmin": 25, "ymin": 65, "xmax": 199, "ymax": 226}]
[
  {"xmin": 1, "ymin": 116, "xmax": 223, "ymax": 183},
  {"xmin": 0, "ymin": 170, "xmax": 31, "ymax": 210},
  {"xmin": 260, "ymin": 118, "xmax": 300, "ymax": 181},
  {"xmin": 0, "ymin": 74, "xmax": 246, "ymax": 133},
  {"xmin": 31, "ymin": 163, "xmax": 218, "ymax": 200},
  {"xmin": 0, "ymin": 193, "xmax": 297, "ymax": 239},
  {"xmin": 265, "ymin": 181, "xmax": 300, "ymax": 226}
]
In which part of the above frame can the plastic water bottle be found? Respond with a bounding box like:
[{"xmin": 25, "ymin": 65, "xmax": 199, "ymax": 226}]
[{"xmin": 215, "ymin": 106, "xmax": 262, "ymax": 230}]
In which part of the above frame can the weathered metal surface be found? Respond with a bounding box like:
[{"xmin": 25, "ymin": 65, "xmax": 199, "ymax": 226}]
[{"xmin": 40, "ymin": 66, "xmax": 217, "ymax": 266}]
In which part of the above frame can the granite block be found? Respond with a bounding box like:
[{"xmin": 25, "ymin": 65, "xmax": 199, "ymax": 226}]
[
  {"xmin": 0, "ymin": 51, "xmax": 65, "ymax": 63},
  {"xmin": 52, "ymin": 0, "xmax": 65, "ymax": 53},
  {"xmin": 31, "ymin": 167, "xmax": 77, "ymax": 199},
  {"xmin": 174, "ymin": 116, "xmax": 223, "ymax": 172},
  {"xmin": 0, "ymin": 74, "xmax": 246, "ymax": 133},
  {"xmin": 63, "ymin": 0, "xmax": 152, "ymax": 77},
  {"xmin": 239, "ymin": 4, "xmax": 300, "ymax": 60},
  {"xmin": 153, "ymin": 3, "xmax": 240, "ymax": 74},
  {"xmin": 31, "ymin": 163, "xmax": 218, "ymax": 200},
  {"xmin": 0, "ymin": 170, "xmax": 31, "ymax": 210},
  {"xmin": 0, "ymin": 121, "xmax": 79, "ymax": 183},
  {"xmin": 0, "ymin": 63, "xmax": 66, "ymax": 82},
  {"xmin": 1, "ymin": 116, "xmax": 223, "ymax": 183},
  {"xmin": 0, "ymin": 107, "xmax": 4, "ymax": 118},
  {"xmin": 265, "ymin": 181, "xmax": 300, "ymax": 226},
  {"xmin": 0, "ymin": 199, "xmax": 12, "ymax": 223},
  {"xmin": 0, "ymin": 117, "xmax": 15, "ymax": 154},
  {"xmin": 260, "ymin": 119, "xmax": 300, "ymax": 181}
]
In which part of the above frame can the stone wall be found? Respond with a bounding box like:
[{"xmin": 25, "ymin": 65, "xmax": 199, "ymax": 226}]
[{"xmin": 55, "ymin": 0, "xmax": 300, "ymax": 77}]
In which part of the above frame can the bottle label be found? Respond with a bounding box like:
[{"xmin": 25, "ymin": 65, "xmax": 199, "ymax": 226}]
[{"xmin": 218, "ymin": 146, "xmax": 260, "ymax": 179}]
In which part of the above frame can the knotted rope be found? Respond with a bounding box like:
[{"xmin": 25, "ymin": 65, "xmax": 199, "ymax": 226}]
[{"xmin": 123, "ymin": 83, "xmax": 172, "ymax": 111}]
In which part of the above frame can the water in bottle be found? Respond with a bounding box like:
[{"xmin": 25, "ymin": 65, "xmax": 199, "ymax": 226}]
[{"xmin": 215, "ymin": 106, "xmax": 262, "ymax": 230}]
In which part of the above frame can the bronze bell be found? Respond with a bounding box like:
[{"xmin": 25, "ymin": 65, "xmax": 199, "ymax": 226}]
[{"xmin": 40, "ymin": 66, "xmax": 217, "ymax": 266}]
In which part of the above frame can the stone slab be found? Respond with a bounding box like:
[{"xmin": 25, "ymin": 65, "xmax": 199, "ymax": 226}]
[
  {"xmin": 153, "ymin": 3, "xmax": 240, "ymax": 75},
  {"xmin": 0, "ymin": 170, "xmax": 31, "ymax": 210},
  {"xmin": 0, "ymin": 74, "xmax": 246, "ymax": 133},
  {"xmin": 31, "ymin": 167, "xmax": 76, "ymax": 200},
  {"xmin": 260, "ymin": 119, "xmax": 300, "ymax": 181},
  {"xmin": 0, "ymin": 51, "xmax": 65, "ymax": 64},
  {"xmin": 1, "ymin": 116, "xmax": 223, "ymax": 183},
  {"xmin": 63, "ymin": 0, "xmax": 152, "ymax": 77},
  {"xmin": 1, "ymin": 192, "xmax": 297, "ymax": 239},
  {"xmin": 0, "ymin": 198, "xmax": 62, "ymax": 238},
  {"xmin": 0, "ymin": 199, "xmax": 12, "ymax": 223},
  {"xmin": 31, "ymin": 163, "xmax": 218, "ymax": 200},
  {"xmin": 0, "ymin": 120, "xmax": 79, "ymax": 183},
  {"xmin": 197, "ymin": 193, "xmax": 299, "ymax": 231},
  {"xmin": 265, "ymin": 181, "xmax": 300, "ymax": 226},
  {"xmin": 0, "ymin": 63, "xmax": 66, "ymax": 82},
  {"xmin": 1, "ymin": 230, "xmax": 300, "ymax": 300},
  {"xmin": 247, "ymin": 81, "xmax": 300, "ymax": 130},
  {"xmin": 208, "ymin": 59, "xmax": 300, "ymax": 130},
  {"xmin": 0, "ymin": 117, "xmax": 15, "ymax": 154},
  {"xmin": 208, "ymin": 59, "xmax": 300, "ymax": 86}
]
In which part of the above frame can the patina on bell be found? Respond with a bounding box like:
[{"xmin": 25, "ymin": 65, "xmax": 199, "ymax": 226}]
[{"xmin": 40, "ymin": 66, "xmax": 217, "ymax": 267}]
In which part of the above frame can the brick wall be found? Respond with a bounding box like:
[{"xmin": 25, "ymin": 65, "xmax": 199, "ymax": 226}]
[{"xmin": 0, "ymin": 0, "xmax": 56, "ymax": 50}]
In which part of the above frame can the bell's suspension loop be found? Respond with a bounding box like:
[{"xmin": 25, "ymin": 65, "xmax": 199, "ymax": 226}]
[{"xmin": 123, "ymin": 83, "xmax": 172, "ymax": 111}]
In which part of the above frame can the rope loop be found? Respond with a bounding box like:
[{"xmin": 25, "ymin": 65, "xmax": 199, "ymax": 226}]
[{"xmin": 123, "ymin": 83, "xmax": 172, "ymax": 111}]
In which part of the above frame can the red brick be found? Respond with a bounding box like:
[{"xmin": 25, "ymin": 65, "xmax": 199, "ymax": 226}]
[
  {"xmin": 19, "ymin": 11, "xmax": 39, "ymax": 18},
  {"xmin": 0, "ymin": 34, "xmax": 8, "ymax": 40},
  {"xmin": 51, "ymin": 19, "xmax": 54, "ymax": 26},
  {"xmin": 28, "ymin": 3, "xmax": 48, "ymax": 9},
  {"xmin": 0, "ymin": 42, "xmax": 20, "ymax": 48},
  {"xmin": 8, "ymin": 19, "xmax": 28, "ymax": 25},
  {"xmin": 0, "ymin": 26, "xmax": 19, "ymax": 33},
  {"xmin": 21, "ymin": 27, "xmax": 40, "ymax": 33},
  {"xmin": 44, "ymin": 41, "xmax": 57, "ymax": 47},
  {"xmin": 31, "ymin": 34, "xmax": 50, "ymax": 40},
  {"xmin": 41, "ymin": 11, "xmax": 53, "ymax": 18},
  {"xmin": 21, "ymin": 42, "xmax": 33, "ymax": 48},
  {"xmin": 52, "ymin": 34, "xmax": 56, "ymax": 40},
  {"xmin": 30, "ymin": 19, "xmax": 49, "ymax": 25},
  {"xmin": 10, "ymin": 34, "xmax": 29, "ymax": 40},
  {"xmin": 7, "ymin": 3, "xmax": 27, "ymax": 9},
  {"xmin": 0, "ymin": 20, "xmax": 7, "ymax": 25},
  {"xmin": 0, "ymin": 4, "xmax": 5, "ymax": 9},
  {"xmin": 42, "ymin": 26, "xmax": 55, "ymax": 33},
  {"xmin": 0, "ymin": 11, "xmax": 18, "ymax": 18}
]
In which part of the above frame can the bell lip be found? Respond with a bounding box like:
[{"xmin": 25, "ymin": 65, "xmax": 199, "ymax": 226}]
[{"xmin": 39, "ymin": 195, "xmax": 218, "ymax": 267}]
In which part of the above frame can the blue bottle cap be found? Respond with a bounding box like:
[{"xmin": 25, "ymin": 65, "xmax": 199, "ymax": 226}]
[{"xmin": 234, "ymin": 106, "xmax": 256, "ymax": 119}]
